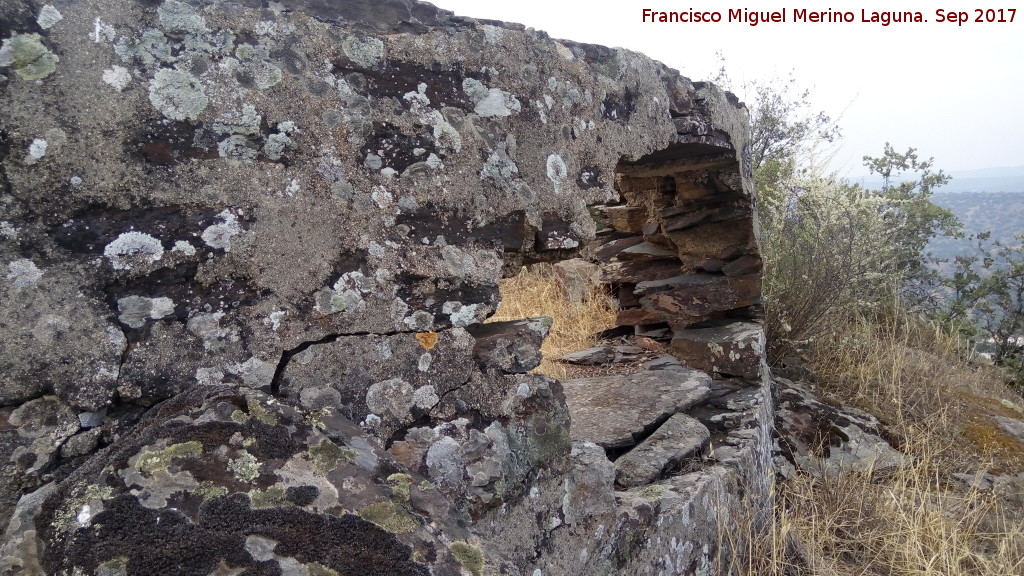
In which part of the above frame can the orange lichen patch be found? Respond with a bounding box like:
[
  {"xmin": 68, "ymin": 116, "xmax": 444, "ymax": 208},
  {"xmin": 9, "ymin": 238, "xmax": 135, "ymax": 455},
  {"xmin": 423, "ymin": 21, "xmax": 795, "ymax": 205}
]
[
  {"xmin": 959, "ymin": 419, "xmax": 1024, "ymax": 475},
  {"xmin": 415, "ymin": 332, "xmax": 438, "ymax": 350}
]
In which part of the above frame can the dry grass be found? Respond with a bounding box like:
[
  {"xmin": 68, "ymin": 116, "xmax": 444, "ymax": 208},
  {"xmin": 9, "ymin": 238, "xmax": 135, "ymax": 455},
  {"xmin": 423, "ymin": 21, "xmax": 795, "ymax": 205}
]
[
  {"xmin": 808, "ymin": 312, "xmax": 1024, "ymax": 475},
  {"xmin": 723, "ymin": 312, "xmax": 1024, "ymax": 576},
  {"xmin": 725, "ymin": 450, "xmax": 1024, "ymax": 576},
  {"xmin": 488, "ymin": 263, "xmax": 617, "ymax": 379}
]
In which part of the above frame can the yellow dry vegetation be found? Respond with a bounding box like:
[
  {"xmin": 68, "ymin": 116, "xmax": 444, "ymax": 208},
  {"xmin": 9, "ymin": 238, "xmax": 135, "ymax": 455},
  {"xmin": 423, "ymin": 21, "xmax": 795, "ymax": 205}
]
[
  {"xmin": 724, "ymin": 312, "xmax": 1024, "ymax": 575},
  {"xmin": 488, "ymin": 263, "xmax": 617, "ymax": 380}
]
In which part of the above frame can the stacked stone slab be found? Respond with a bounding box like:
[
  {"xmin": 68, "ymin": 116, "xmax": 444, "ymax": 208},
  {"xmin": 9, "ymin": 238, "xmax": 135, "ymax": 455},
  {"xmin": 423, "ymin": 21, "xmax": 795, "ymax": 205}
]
[
  {"xmin": 592, "ymin": 120, "xmax": 765, "ymax": 383},
  {"xmin": 0, "ymin": 0, "xmax": 772, "ymax": 574}
]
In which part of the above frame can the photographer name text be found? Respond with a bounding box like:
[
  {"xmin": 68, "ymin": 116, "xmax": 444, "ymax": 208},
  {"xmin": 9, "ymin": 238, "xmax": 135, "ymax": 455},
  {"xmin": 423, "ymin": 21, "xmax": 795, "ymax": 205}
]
[{"xmin": 641, "ymin": 8, "xmax": 1016, "ymax": 26}]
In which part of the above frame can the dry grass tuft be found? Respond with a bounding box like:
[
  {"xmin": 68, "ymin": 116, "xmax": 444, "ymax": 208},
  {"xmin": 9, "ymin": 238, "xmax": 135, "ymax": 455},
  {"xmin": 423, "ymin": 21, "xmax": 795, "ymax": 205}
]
[
  {"xmin": 488, "ymin": 263, "xmax": 617, "ymax": 380},
  {"xmin": 808, "ymin": 312, "xmax": 1024, "ymax": 475}
]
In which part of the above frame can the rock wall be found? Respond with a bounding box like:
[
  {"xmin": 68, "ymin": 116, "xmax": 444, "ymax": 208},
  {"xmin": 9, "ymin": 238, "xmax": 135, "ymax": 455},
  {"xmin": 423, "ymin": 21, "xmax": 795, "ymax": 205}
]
[{"xmin": 0, "ymin": 1, "xmax": 772, "ymax": 574}]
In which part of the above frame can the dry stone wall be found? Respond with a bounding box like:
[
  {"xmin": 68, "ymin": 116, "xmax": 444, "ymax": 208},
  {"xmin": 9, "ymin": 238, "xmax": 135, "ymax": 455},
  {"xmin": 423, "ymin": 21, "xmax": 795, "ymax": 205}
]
[{"xmin": 0, "ymin": 1, "xmax": 772, "ymax": 574}]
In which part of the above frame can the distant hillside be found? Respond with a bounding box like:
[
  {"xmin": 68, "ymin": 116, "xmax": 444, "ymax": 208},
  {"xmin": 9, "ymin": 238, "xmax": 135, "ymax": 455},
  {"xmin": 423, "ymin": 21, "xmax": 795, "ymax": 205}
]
[{"xmin": 929, "ymin": 191, "xmax": 1024, "ymax": 264}]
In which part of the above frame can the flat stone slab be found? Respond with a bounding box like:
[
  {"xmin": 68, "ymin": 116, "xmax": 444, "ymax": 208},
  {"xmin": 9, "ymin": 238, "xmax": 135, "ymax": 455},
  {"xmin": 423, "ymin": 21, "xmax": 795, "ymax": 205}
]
[
  {"xmin": 615, "ymin": 413, "xmax": 710, "ymax": 488},
  {"xmin": 562, "ymin": 369, "xmax": 712, "ymax": 449}
]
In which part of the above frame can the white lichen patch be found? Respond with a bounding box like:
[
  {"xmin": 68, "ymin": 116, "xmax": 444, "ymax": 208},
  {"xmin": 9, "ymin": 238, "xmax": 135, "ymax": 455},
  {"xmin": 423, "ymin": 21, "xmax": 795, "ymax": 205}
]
[
  {"xmin": 195, "ymin": 367, "xmax": 225, "ymax": 386},
  {"xmin": 102, "ymin": 66, "xmax": 132, "ymax": 91},
  {"xmin": 442, "ymin": 301, "xmax": 479, "ymax": 328},
  {"xmin": 76, "ymin": 504, "xmax": 91, "ymax": 527},
  {"xmin": 417, "ymin": 352, "xmax": 433, "ymax": 373},
  {"xmin": 342, "ymin": 35, "xmax": 384, "ymax": 69},
  {"xmin": 535, "ymin": 101, "xmax": 548, "ymax": 124},
  {"xmin": 227, "ymin": 357, "xmax": 275, "ymax": 389},
  {"xmin": 6, "ymin": 259, "xmax": 42, "ymax": 289},
  {"xmin": 26, "ymin": 139, "xmax": 47, "ymax": 164},
  {"xmin": 90, "ymin": 17, "xmax": 116, "ymax": 43},
  {"xmin": 104, "ymin": 231, "xmax": 164, "ymax": 270},
  {"xmin": 264, "ymin": 310, "xmax": 286, "ymax": 331},
  {"xmin": 37, "ymin": 5, "xmax": 63, "ymax": 29},
  {"xmin": 117, "ymin": 295, "xmax": 176, "ymax": 328},
  {"xmin": 370, "ymin": 187, "xmax": 393, "ymax": 209},
  {"xmin": 462, "ymin": 78, "xmax": 521, "ymax": 117},
  {"xmin": 148, "ymin": 68, "xmax": 208, "ymax": 121},
  {"xmin": 403, "ymin": 83, "xmax": 462, "ymax": 154},
  {"xmin": 402, "ymin": 310, "xmax": 434, "ymax": 331},
  {"xmin": 365, "ymin": 378, "xmax": 415, "ymax": 420},
  {"xmin": 187, "ymin": 311, "xmax": 237, "ymax": 350},
  {"xmin": 482, "ymin": 25, "xmax": 503, "ymax": 44},
  {"xmin": 413, "ymin": 385, "xmax": 439, "ymax": 410},
  {"xmin": 263, "ymin": 132, "xmax": 294, "ymax": 161},
  {"xmin": 314, "ymin": 271, "xmax": 372, "ymax": 315},
  {"xmin": 546, "ymin": 154, "xmax": 568, "ymax": 194},
  {"xmin": 228, "ymin": 450, "xmax": 261, "ymax": 482},
  {"xmin": 0, "ymin": 221, "xmax": 17, "ymax": 240},
  {"xmin": 201, "ymin": 210, "xmax": 243, "ymax": 252},
  {"xmin": 425, "ymin": 153, "xmax": 444, "ymax": 170},
  {"xmin": 107, "ymin": 326, "xmax": 128, "ymax": 354},
  {"xmin": 157, "ymin": 0, "xmax": 208, "ymax": 35},
  {"xmin": 172, "ymin": 240, "xmax": 196, "ymax": 256}
]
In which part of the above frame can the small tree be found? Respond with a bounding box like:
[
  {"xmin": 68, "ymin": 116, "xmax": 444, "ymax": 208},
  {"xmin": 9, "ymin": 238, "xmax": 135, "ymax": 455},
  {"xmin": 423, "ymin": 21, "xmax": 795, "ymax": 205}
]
[
  {"xmin": 970, "ymin": 236, "xmax": 1024, "ymax": 390},
  {"xmin": 760, "ymin": 170, "xmax": 905, "ymax": 361},
  {"xmin": 862, "ymin": 144, "xmax": 960, "ymax": 309}
]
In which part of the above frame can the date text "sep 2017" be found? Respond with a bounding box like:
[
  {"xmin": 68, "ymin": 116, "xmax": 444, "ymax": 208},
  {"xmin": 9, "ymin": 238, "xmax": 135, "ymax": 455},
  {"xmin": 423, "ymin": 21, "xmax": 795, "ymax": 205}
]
[{"xmin": 936, "ymin": 9, "xmax": 1015, "ymax": 24}]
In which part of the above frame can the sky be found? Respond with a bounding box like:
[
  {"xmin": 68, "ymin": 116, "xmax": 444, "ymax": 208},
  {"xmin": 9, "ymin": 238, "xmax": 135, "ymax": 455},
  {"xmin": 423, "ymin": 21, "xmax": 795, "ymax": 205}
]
[{"xmin": 429, "ymin": 0, "xmax": 1023, "ymax": 177}]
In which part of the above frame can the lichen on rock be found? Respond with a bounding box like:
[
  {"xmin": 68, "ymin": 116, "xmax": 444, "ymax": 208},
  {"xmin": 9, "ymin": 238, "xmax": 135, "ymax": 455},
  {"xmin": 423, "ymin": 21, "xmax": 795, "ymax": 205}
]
[{"xmin": 0, "ymin": 33, "xmax": 58, "ymax": 80}]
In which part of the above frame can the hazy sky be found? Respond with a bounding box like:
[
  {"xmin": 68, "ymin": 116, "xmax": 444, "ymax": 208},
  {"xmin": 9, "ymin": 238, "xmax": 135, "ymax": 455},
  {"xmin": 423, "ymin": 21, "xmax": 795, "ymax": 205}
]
[{"xmin": 429, "ymin": 0, "xmax": 1023, "ymax": 176}]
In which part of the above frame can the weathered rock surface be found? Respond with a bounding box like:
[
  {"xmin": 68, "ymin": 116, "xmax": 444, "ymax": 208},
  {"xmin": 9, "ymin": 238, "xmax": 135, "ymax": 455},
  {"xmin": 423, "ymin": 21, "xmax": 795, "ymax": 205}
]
[
  {"xmin": 467, "ymin": 317, "xmax": 550, "ymax": 374},
  {"xmin": 0, "ymin": 0, "xmax": 772, "ymax": 573},
  {"xmin": 552, "ymin": 258, "xmax": 599, "ymax": 303},
  {"xmin": 995, "ymin": 415, "xmax": 1024, "ymax": 446},
  {"xmin": 775, "ymin": 378, "xmax": 909, "ymax": 477},
  {"xmin": 671, "ymin": 321, "xmax": 765, "ymax": 379},
  {"xmin": 615, "ymin": 413, "xmax": 710, "ymax": 488},
  {"xmin": 562, "ymin": 370, "xmax": 712, "ymax": 448}
]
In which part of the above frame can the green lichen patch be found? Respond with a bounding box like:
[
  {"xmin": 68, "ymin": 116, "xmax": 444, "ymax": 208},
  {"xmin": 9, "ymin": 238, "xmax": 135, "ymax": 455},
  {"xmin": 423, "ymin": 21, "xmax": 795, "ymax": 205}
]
[
  {"xmin": 358, "ymin": 501, "xmax": 418, "ymax": 534},
  {"xmin": 230, "ymin": 409, "xmax": 250, "ymax": 424},
  {"xmin": 306, "ymin": 563, "xmax": 341, "ymax": 576},
  {"xmin": 0, "ymin": 33, "xmax": 59, "ymax": 80},
  {"xmin": 228, "ymin": 450, "xmax": 261, "ymax": 482},
  {"xmin": 638, "ymin": 484, "xmax": 667, "ymax": 499},
  {"xmin": 247, "ymin": 397, "xmax": 279, "ymax": 425},
  {"xmin": 134, "ymin": 441, "xmax": 203, "ymax": 475},
  {"xmin": 97, "ymin": 556, "xmax": 129, "ymax": 576},
  {"xmin": 308, "ymin": 439, "xmax": 356, "ymax": 474},
  {"xmin": 387, "ymin": 473, "xmax": 413, "ymax": 503},
  {"xmin": 249, "ymin": 484, "xmax": 288, "ymax": 509},
  {"xmin": 54, "ymin": 484, "xmax": 115, "ymax": 533},
  {"xmin": 450, "ymin": 541, "xmax": 485, "ymax": 576},
  {"xmin": 148, "ymin": 68, "xmax": 208, "ymax": 121},
  {"xmin": 192, "ymin": 481, "xmax": 229, "ymax": 499},
  {"xmin": 527, "ymin": 425, "xmax": 571, "ymax": 465}
]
